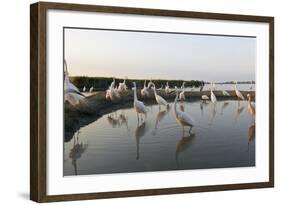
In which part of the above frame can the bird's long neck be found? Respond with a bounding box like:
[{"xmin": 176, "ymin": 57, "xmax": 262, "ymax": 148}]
[
  {"xmin": 144, "ymin": 80, "xmax": 146, "ymax": 88},
  {"xmin": 174, "ymin": 92, "xmax": 179, "ymax": 115},
  {"xmin": 248, "ymin": 95, "xmax": 251, "ymax": 104},
  {"xmin": 153, "ymin": 88, "xmax": 157, "ymax": 97},
  {"xmin": 133, "ymin": 87, "xmax": 138, "ymax": 102}
]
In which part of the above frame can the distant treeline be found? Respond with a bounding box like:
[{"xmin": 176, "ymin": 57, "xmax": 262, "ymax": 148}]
[{"xmin": 70, "ymin": 76, "xmax": 204, "ymax": 91}]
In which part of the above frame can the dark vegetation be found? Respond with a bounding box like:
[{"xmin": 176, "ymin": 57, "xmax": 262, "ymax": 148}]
[{"xmin": 70, "ymin": 76, "xmax": 205, "ymax": 91}]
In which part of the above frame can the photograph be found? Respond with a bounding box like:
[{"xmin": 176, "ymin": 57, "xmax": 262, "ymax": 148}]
[{"xmin": 63, "ymin": 27, "xmax": 256, "ymax": 176}]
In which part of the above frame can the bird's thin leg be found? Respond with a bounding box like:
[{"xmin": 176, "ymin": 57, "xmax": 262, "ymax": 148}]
[{"xmin": 189, "ymin": 126, "xmax": 193, "ymax": 134}]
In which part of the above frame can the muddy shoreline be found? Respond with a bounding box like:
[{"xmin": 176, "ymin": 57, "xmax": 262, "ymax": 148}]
[{"xmin": 64, "ymin": 90, "xmax": 255, "ymax": 142}]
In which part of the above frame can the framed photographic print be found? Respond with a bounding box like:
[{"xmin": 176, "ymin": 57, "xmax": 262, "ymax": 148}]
[{"xmin": 30, "ymin": 1, "xmax": 274, "ymax": 202}]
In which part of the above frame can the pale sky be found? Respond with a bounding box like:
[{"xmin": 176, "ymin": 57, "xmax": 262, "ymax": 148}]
[{"xmin": 64, "ymin": 28, "xmax": 256, "ymax": 82}]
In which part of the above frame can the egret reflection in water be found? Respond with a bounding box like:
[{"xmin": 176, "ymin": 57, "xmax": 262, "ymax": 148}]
[
  {"xmin": 221, "ymin": 101, "xmax": 230, "ymax": 115},
  {"xmin": 135, "ymin": 121, "xmax": 149, "ymax": 160},
  {"xmin": 248, "ymin": 123, "xmax": 255, "ymax": 151},
  {"xmin": 175, "ymin": 132, "xmax": 196, "ymax": 169},
  {"xmin": 69, "ymin": 130, "xmax": 88, "ymax": 175}
]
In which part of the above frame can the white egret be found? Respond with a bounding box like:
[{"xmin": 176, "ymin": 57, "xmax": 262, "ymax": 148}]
[
  {"xmin": 106, "ymin": 78, "xmax": 120, "ymax": 101},
  {"xmin": 179, "ymin": 83, "xmax": 186, "ymax": 101},
  {"xmin": 234, "ymin": 81, "xmax": 245, "ymax": 101},
  {"xmin": 89, "ymin": 86, "xmax": 94, "ymax": 93},
  {"xmin": 132, "ymin": 82, "xmax": 149, "ymax": 121},
  {"xmin": 210, "ymin": 83, "xmax": 217, "ymax": 104},
  {"xmin": 222, "ymin": 90, "xmax": 230, "ymax": 96},
  {"xmin": 201, "ymin": 95, "xmax": 209, "ymax": 101},
  {"xmin": 173, "ymin": 88, "xmax": 195, "ymax": 133},
  {"xmin": 152, "ymin": 83, "xmax": 169, "ymax": 109},
  {"xmin": 147, "ymin": 79, "xmax": 153, "ymax": 89},
  {"xmin": 141, "ymin": 80, "xmax": 149, "ymax": 97},
  {"xmin": 64, "ymin": 60, "xmax": 85, "ymax": 106},
  {"xmin": 165, "ymin": 82, "xmax": 170, "ymax": 94},
  {"xmin": 247, "ymin": 93, "xmax": 255, "ymax": 122},
  {"xmin": 82, "ymin": 86, "xmax": 86, "ymax": 92},
  {"xmin": 117, "ymin": 77, "xmax": 128, "ymax": 94},
  {"xmin": 180, "ymin": 82, "xmax": 186, "ymax": 90}
]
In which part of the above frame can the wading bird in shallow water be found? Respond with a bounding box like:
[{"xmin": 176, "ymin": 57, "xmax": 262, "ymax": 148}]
[
  {"xmin": 64, "ymin": 60, "xmax": 85, "ymax": 106},
  {"xmin": 165, "ymin": 82, "xmax": 170, "ymax": 94},
  {"xmin": 179, "ymin": 82, "xmax": 186, "ymax": 101},
  {"xmin": 234, "ymin": 81, "xmax": 245, "ymax": 101},
  {"xmin": 152, "ymin": 83, "xmax": 169, "ymax": 110},
  {"xmin": 210, "ymin": 83, "xmax": 217, "ymax": 104},
  {"xmin": 247, "ymin": 93, "xmax": 255, "ymax": 123},
  {"xmin": 132, "ymin": 82, "xmax": 149, "ymax": 122},
  {"xmin": 201, "ymin": 95, "xmax": 209, "ymax": 102},
  {"xmin": 222, "ymin": 89, "xmax": 230, "ymax": 96},
  {"xmin": 141, "ymin": 80, "xmax": 149, "ymax": 97},
  {"xmin": 173, "ymin": 88, "xmax": 195, "ymax": 133}
]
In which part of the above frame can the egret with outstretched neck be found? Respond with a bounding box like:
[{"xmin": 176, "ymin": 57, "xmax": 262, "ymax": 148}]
[
  {"xmin": 64, "ymin": 60, "xmax": 85, "ymax": 106},
  {"xmin": 165, "ymin": 82, "xmax": 170, "ymax": 94},
  {"xmin": 234, "ymin": 81, "xmax": 245, "ymax": 101},
  {"xmin": 179, "ymin": 82, "xmax": 186, "ymax": 101},
  {"xmin": 247, "ymin": 93, "xmax": 255, "ymax": 123},
  {"xmin": 152, "ymin": 83, "xmax": 169, "ymax": 110},
  {"xmin": 173, "ymin": 88, "xmax": 195, "ymax": 133},
  {"xmin": 141, "ymin": 80, "xmax": 149, "ymax": 97},
  {"xmin": 210, "ymin": 83, "xmax": 217, "ymax": 104},
  {"xmin": 132, "ymin": 82, "xmax": 149, "ymax": 121}
]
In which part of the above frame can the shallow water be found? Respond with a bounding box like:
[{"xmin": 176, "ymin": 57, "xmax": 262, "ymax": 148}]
[{"xmin": 64, "ymin": 99, "xmax": 255, "ymax": 176}]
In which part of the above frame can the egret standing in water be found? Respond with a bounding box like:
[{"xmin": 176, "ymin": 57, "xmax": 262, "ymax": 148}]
[
  {"xmin": 222, "ymin": 89, "xmax": 230, "ymax": 96},
  {"xmin": 179, "ymin": 82, "xmax": 186, "ymax": 101},
  {"xmin": 141, "ymin": 80, "xmax": 149, "ymax": 97},
  {"xmin": 247, "ymin": 93, "xmax": 255, "ymax": 123},
  {"xmin": 165, "ymin": 82, "xmax": 170, "ymax": 94},
  {"xmin": 132, "ymin": 82, "xmax": 149, "ymax": 121},
  {"xmin": 234, "ymin": 81, "xmax": 245, "ymax": 101},
  {"xmin": 210, "ymin": 83, "xmax": 217, "ymax": 104},
  {"xmin": 152, "ymin": 83, "xmax": 169, "ymax": 110},
  {"xmin": 173, "ymin": 88, "xmax": 195, "ymax": 133}
]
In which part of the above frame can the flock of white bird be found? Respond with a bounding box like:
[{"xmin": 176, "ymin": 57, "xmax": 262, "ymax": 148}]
[{"xmin": 64, "ymin": 61, "xmax": 255, "ymax": 133}]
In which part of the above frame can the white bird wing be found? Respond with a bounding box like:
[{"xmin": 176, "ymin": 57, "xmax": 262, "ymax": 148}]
[
  {"xmin": 179, "ymin": 92, "xmax": 185, "ymax": 100},
  {"xmin": 211, "ymin": 91, "xmax": 217, "ymax": 103},
  {"xmin": 201, "ymin": 95, "xmax": 209, "ymax": 100},
  {"xmin": 222, "ymin": 90, "xmax": 230, "ymax": 96},
  {"xmin": 177, "ymin": 111, "xmax": 195, "ymax": 126},
  {"xmin": 135, "ymin": 100, "xmax": 148, "ymax": 113},
  {"xmin": 236, "ymin": 90, "xmax": 245, "ymax": 100},
  {"xmin": 156, "ymin": 95, "xmax": 168, "ymax": 106},
  {"xmin": 65, "ymin": 93, "xmax": 84, "ymax": 106}
]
